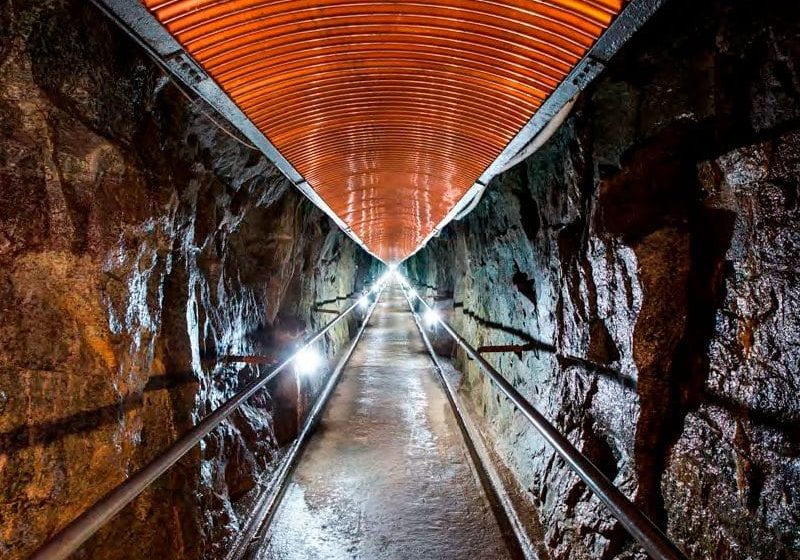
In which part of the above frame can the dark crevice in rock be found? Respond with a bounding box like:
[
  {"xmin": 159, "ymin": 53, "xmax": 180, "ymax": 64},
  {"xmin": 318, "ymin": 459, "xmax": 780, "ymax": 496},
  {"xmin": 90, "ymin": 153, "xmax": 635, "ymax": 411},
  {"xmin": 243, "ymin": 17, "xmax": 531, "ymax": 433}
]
[
  {"xmin": 651, "ymin": 204, "xmax": 737, "ymax": 524},
  {"xmin": 514, "ymin": 169, "xmax": 541, "ymax": 241},
  {"xmin": 586, "ymin": 318, "xmax": 620, "ymax": 366},
  {"xmin": 512, "ymin": 270, "xmax": 538, "ymax": 308}
]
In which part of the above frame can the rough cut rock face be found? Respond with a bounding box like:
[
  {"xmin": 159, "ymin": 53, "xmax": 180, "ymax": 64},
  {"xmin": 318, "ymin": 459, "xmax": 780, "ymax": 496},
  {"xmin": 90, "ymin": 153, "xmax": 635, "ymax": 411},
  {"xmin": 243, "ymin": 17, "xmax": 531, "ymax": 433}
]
[
  {"xmin": 0, "ymin": 2, "xmax": 372, "ymax": 559},
  {"xmin": 405, "ymin": 0, "xmax": 800, "ymax": 558}
]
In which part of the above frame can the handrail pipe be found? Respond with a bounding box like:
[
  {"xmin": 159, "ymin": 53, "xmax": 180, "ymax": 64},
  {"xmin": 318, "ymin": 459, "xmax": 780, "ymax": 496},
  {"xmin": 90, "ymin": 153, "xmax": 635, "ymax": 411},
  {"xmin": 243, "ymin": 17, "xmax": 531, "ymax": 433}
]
[
  {"xmin": 402, "ymin": 283, "xmax": 688, "ymax": 560},
  {"xmin": 31, "ymin": 294, "xmax": 372, "ymax": 560}
]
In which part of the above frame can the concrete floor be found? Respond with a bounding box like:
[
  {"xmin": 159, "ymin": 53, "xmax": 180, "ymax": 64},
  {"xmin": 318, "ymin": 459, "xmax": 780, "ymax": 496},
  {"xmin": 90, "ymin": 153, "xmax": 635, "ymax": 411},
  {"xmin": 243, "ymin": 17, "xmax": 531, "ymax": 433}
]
[{"xmin": 256, "ymin": 285, "xmax": 513, "ymax": 560}]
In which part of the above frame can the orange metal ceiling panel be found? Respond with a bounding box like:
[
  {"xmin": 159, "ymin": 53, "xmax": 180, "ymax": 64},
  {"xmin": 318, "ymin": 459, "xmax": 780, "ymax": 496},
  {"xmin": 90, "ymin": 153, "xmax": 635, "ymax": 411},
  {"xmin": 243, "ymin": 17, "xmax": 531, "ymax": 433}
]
[{"xmin": 143, "ymin": 0, "xmax": 625, "ymax": 262}]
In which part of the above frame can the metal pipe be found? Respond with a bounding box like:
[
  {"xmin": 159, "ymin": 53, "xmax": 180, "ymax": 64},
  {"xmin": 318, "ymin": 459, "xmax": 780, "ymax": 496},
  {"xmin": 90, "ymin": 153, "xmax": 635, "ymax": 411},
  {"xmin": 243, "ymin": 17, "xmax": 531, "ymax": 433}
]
[
  {"xmin": 494, "ymin": 97, "xmax": 577, "ymax": 175},
  {"xmin": 32, "ymin": 296, "xmax": 368, "ymax": 560},
  {"xmin": 453, "ymin": 182, "xmax": 488, "ymax": 221},
  {"xmin": 450, "ymin": 97, "xmax": 575, "ymax": 224},
  {"xmin": 404, "ymin": 287, "xmax": 688, "ymax": 560},
  {"xmin": 227, "ymin": 288, "xmax": 382, "ymax": 560}
]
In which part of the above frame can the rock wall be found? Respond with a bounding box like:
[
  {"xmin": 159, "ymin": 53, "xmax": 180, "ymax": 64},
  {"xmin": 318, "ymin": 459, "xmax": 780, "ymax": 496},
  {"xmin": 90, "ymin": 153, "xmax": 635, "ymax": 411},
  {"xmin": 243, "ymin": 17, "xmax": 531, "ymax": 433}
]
[
  {"xmin": 405, "ymin": 0, "xmax": 800, "ymax": 558},
  {"xmin": 0, "ymin": 2, "xmax": 373, "ymax": 558}
]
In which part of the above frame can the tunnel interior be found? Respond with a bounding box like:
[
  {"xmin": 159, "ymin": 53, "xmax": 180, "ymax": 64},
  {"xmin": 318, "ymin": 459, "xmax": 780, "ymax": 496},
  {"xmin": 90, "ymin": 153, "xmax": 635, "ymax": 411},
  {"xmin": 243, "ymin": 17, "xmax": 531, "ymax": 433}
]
[{"xmin": 1, "ymin": 1, "xmax": 799, "ymax": 560}]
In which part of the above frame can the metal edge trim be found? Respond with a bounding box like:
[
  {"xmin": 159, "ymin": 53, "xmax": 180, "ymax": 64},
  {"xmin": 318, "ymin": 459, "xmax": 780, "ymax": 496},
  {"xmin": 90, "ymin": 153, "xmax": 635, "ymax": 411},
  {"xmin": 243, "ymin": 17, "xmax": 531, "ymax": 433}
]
[
  {"xmin": 479, "ymin": 0, "xmax": 667, "ymax": 182},
  {"xmin": 402, "ymin": 179, "xmax": 486, "ymax": 262}
]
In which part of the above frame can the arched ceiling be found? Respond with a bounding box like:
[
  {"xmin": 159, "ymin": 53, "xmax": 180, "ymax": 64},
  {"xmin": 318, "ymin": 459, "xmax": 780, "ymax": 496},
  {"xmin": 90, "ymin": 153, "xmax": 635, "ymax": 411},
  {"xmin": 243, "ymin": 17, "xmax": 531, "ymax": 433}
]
[{"xmin": 142, "ymin": 0, "xmax": 627, "ymax": 262}]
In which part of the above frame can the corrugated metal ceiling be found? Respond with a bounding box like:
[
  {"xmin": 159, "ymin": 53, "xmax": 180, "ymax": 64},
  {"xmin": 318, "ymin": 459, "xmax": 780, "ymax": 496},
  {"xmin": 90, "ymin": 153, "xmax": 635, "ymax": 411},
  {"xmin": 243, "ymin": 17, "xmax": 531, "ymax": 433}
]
[{"xmin": 143, "ymin": 0, "xmax": 625, "ymax": 261}]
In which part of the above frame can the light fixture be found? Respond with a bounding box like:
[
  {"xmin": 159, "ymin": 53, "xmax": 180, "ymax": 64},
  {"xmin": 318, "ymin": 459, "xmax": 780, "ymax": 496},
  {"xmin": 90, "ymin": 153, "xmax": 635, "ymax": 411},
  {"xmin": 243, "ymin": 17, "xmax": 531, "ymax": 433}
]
[
  {"xmin": 424, "ymin": 308, "xmax": 440, "ymax": 328},
  {"xmin": 376, "ymin": 272, "xmax": 391, "ymax": 287},
  {"xmin": 294, "ymin": 347, "xmax": 322, "ymax": 376}
]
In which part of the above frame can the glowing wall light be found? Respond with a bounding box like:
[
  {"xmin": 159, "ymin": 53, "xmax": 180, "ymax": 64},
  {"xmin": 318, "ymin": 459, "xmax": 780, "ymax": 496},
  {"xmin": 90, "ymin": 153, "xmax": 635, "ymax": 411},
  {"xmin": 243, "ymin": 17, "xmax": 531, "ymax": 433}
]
[
  {"xmin": 424, "ymin": 308, "xmax": 441, "ymax": 329},
  {"xmin": 294, "ymin": 347, "xmax": 322, "ymax": 376}
]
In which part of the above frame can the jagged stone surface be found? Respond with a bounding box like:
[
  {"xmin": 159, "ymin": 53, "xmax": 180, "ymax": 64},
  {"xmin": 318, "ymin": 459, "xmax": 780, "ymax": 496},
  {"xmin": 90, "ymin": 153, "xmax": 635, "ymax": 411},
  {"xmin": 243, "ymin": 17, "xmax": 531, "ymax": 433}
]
[
  {"xmin": 0, "ymin": 2, "xmax": 372, "ymax": 559},
  {"xmin": 405, "ymin": 1, "xmax": 800, "ymax": 558}
]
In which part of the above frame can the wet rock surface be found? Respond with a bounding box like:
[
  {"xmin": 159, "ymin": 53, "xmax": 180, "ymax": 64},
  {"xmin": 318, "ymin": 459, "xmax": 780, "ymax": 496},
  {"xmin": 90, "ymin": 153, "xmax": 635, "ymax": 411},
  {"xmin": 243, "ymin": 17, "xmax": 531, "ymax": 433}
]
[
  {"xmin": 0, "ymin": 2, "xmax": 373, "ymax": 559},
  {"xmin": 405, "ymin": 1, "xmax": 800, "ymax": 558}
]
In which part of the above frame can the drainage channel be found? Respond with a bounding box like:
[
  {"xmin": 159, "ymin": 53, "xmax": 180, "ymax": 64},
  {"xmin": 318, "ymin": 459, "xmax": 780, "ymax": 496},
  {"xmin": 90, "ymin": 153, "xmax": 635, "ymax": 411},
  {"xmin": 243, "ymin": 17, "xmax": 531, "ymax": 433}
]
[
  {"xmin": 401, "ymin": 288, "xmax": 536, "ymax": 560},
  {"xmin": 229, "ymin": 288, "xmax": 384, "ymax": 560}
]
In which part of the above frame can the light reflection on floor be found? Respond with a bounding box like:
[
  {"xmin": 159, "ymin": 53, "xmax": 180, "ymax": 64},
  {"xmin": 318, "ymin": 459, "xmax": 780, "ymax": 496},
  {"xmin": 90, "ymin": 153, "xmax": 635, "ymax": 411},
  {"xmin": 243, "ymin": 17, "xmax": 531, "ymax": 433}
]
[{"xmin": 256, "ymin": 286, "xmax": 512, "ymax": 559}]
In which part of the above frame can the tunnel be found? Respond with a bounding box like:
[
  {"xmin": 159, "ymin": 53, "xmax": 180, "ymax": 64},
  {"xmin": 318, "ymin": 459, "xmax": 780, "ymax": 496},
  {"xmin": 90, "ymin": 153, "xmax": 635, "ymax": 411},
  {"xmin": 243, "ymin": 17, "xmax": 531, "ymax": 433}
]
[{"xmin": 1, "ymin": 1, "xmax": 799, "ymax": 559}]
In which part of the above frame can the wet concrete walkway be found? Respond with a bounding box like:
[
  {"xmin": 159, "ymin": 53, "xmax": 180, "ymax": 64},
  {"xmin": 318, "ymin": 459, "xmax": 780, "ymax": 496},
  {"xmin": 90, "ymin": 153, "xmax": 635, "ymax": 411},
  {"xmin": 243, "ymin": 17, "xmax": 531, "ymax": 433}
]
[{"xmin": 256, "ymin": 285, "xmax": 514, "ymax": 560}]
